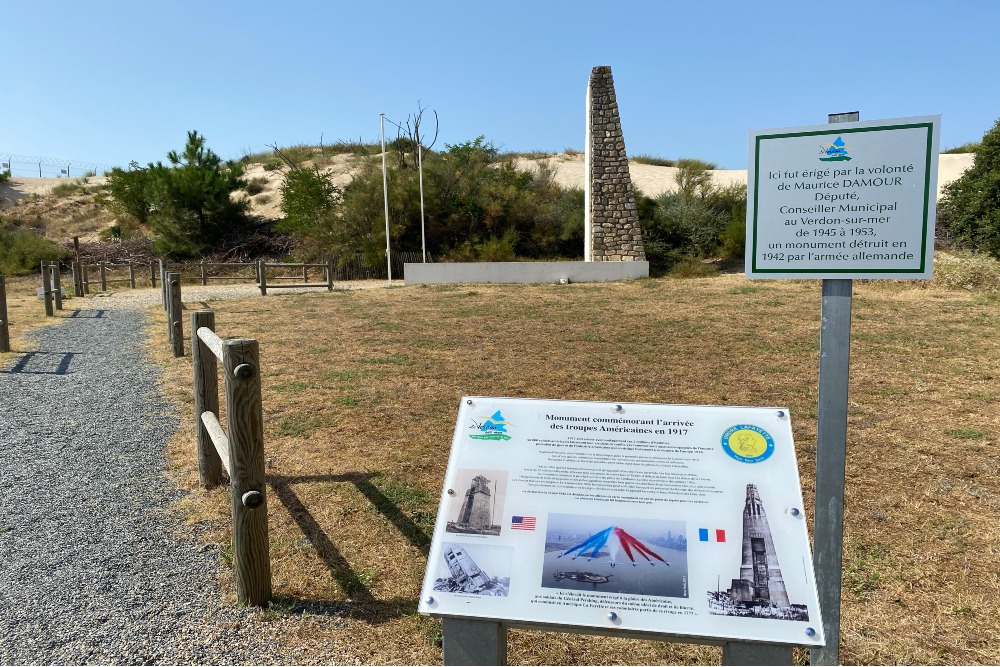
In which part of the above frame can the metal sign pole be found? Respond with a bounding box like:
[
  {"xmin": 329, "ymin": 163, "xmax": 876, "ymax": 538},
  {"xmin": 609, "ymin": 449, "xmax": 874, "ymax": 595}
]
[{"xmin": 810, "ymin": 110, "xmax": 859, "ymax": 666}]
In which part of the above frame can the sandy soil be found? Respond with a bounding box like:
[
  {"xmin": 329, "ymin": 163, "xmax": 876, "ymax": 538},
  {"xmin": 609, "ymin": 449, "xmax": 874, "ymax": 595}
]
[{"xmin": 515, "ymin": 152, "xmax": 974, "ymax": 202}]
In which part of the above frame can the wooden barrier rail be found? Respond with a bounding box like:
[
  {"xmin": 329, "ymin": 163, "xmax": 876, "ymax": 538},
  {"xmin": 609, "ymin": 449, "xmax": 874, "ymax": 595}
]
[
  {"xmin": 199, "ymin": 261, "xmax": 258, "ymax": 285},
  {"xmin": 257, "ymin": 259, "xmax": 333, "ymax": 295},
  {"xmin": 191, "ymin": 310, "xmax": 272, "ymax": 607},
  {"xmin": 77, "ymin": 261, "xmax": 155, "ymax": 293},
  {"xmin": 0, "ymin": 273, "xmax": 9, "ymax": 352}
]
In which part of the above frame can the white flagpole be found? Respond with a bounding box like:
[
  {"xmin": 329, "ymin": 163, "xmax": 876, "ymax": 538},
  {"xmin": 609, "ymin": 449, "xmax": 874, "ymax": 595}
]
[
  {"xmin": 380, "ymin": 113, "xmax": 392, "ymax": 284},
  {"xmin": 418, "ymin": 134, "xmax": 427, "ymax": 263}
]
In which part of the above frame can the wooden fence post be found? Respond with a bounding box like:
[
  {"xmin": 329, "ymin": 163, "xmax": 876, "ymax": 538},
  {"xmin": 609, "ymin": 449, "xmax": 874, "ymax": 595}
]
[
  {"xmin": 326, "ymin": 257, "xmax": 334, "ymax": 291},
  {"xmin": 82, "ymin": 263, "xmax": 90, "ymax": 294},
  {"xmin": 0, "ymin": 273, "xmax": 10, "ymax": 353},
  {"xmin": 222, "ymin": 337, "xmax": 272, "ymax": 606},
  {"xmin": 51, "ymin": 262, "xmax": 63, "ymax": 310},
  {"xmin": 168, "ymin": 271, "xmax": 184, "ymax": 357},
  {"xmin": 71, "ymin": 262, "xmax": 80, "ymax": 298},
  {"xmin": 201, "ymin": 260, "xmax": 207, "ymax": 286},
  {"xmin": 160, "ymin": 260, "xmax": 168, "ymax": 310},
  {"xmin": 191, "ymin": 310, "xmax": 222, "ymax": 487},
  {"xmin": 100, "ymin": 262, "xmax": 107, "ymax": 292},
  {"xmin": 149, "ymin": 262, "xmax": 157, "ymax": 288},
  {"xmin": 258, "ymin": 260, "xmax": 267, "ymax": 296},
  {"xmin": 128, "ymin": 261, "xmax": 136, "ymax": 289},
  {"xmin": 41, "ymin": 261, "xmax": 53, "ymax": 317}
]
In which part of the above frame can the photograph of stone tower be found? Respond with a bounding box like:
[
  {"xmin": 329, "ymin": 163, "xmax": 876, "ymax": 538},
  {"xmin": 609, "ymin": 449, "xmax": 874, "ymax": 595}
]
[
  {"xmin": 446, "ymin": 470, "xmax": 505, "ymax": 536},
  {"xmin": 707, "ymin": 483, "xmax": 810, "ymax": 621}
]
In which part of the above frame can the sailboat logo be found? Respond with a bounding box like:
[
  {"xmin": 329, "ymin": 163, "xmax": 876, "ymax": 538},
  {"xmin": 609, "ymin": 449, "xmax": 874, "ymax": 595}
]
[{"xmin": 819, "ymin": 136, "xmax": 852, "ymax": 162}]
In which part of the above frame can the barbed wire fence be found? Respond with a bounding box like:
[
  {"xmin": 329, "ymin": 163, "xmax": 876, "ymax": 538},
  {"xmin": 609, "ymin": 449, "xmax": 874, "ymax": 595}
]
[{"xmin": 0, "ymin": 152, "xmax": 119, "ymax": 178}]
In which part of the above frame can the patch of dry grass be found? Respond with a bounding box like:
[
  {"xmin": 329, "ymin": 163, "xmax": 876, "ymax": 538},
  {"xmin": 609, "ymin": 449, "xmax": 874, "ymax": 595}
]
[
  {"xmin": 0, "ymin": 274, "xmax": 75, "ymax": 365},
  {"xmin": 146, "ymin": 273, "xmax": 1000, "ymax": 665}
]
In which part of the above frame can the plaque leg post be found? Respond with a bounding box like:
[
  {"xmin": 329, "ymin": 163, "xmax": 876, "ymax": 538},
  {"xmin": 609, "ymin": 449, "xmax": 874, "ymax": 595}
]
[
  {"xmin": 442, "ymin": 617, "xmax": 507, "ymax": 666},
  {"xmin": 722, "ymin": 641, "xmax": 793, "ymax": 665}
]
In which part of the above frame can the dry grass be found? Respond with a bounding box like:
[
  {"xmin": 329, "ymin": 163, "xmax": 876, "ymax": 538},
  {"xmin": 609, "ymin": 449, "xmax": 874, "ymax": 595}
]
[
  {"xmin": 0, "ymin": 274, "xmax": 75, "ymax": 365},
  {"xmin": 141, "ymin": 273, "xmax": 1000, "ymax": 665}
]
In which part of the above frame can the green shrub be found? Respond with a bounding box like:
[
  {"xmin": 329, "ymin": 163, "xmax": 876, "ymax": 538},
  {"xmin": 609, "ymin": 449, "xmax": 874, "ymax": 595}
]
[
  {"xmin": 245, "ymin": 176, "xmax": 268, "ymax": 195},
  {"xmin": 939, "ymin": 118, "xmax": 1000, "ymax": 260},
  {"xmin": 631, "ymin": 154, "xmax": 675, "ymax": 167},
  {"xmin": 0, "ymin": 169, "xmax": 10, "ymax": 184},
  {"xmin": 50, "ymin": 182, "xmax": 84, "ymax": 198},
  {"xmin": 0, "ymin": 222, "xmax": 70, "ymax": 275},
  {"xmin": 476, "ymin": 228, "xmax": 519, "ymax": 261},
  {"xmin": 668, "ymin": 256, "xmax": 718, "ymax": 278},
  {"xmin": 942, "ymin": 142, "xmax": 980, "ymax": 154},
  {"xmin": 263, "ymin": 160, "xmax": 282, "ymax": 172}
]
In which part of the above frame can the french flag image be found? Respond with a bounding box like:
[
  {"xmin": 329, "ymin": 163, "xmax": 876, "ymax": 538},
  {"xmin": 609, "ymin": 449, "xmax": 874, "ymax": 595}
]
[{"xmin": 698, "ymin": 528, "xmax": 726, "ymax": 543}]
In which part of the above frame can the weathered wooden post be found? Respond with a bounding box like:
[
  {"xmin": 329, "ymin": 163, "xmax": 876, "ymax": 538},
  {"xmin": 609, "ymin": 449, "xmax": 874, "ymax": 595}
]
[
  {"xmin": 0, "ymin": 273, "xmax": 10, "ymax": 353},
  {"xmin": 128, "ymin": 262, "xmax": 136, "ymax": 288},
  {"xmin": 72, "ymin": 236, "xmax": 84, "ymax": 297},
  {"xmin": 41, "ymin": 261, "xmax": 54, "ymax": 317},
  {"xmin": 99, "ymin": 262, "xmax": 107, "ymax": 292},
  {"xmin": 160, "ymin": 260, "xmax": 168, "ymax": 310},
  {"xmin": 191, "ymin": 310, "xmax": 223, "ymax": 487},
  {"xmin": 201, "ymin": 260, "xmax": 207, "ymax": 286},
  {"xmin": 168, "ymin": 271, "xmax": 184, "ymax": 357},
  {"xmin": 149, "ymin": 262, "xmax": 157, "ymax": 288},
  {"xmin": 302, "ymin": 264, "xmax": 308, "ymax": 282},
  {"xmin": 82, "ymin": 263, "xmax": 91, "ymax": 294},
  {"xmin": 326, "ymin": 257, "xmax": 334, "ymax": 291},
  {"xmin": 51, "ymin": 262, "xmax": 63, "ymax": 310},
  {"xmin": 257, "ymin": 260, "xmax": 267, "ymax": 296},
  {"xmin": 222, "ymin": 337, "xmax": 272, "ymax": 606}
]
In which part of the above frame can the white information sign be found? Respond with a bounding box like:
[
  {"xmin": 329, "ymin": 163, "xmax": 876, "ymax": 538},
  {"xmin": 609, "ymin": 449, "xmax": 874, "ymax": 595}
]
[
  {"xmin": 419, "ymin": 397, "xmax": 824, "ymax": 647},
  {"xmin": 746, "ymin": 115, "xmax": 940, "ymax": 279}
]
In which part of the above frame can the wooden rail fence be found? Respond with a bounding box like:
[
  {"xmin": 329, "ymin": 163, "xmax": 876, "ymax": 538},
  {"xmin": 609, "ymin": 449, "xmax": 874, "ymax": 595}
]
[
  {"xmin": 191, "ymin": 310, "xmax": 272, "ymax": 607},
  {"xmin": 75, "ymin": 261, "xmax": 156, "ymax": 294},
  {"xmin": 0, "ymin": 273, "xmax": 9, "ymax": 352},
  {"xmin": 200, "ymin": 261, "xmax": 260, "ymax": 285},
  {"xmin": 257, "ymin": 260, "xmax": 333, "ymax": 295}
]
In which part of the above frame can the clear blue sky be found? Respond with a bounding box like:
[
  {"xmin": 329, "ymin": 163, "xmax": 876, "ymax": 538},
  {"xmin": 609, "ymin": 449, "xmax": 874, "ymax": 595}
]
[{"xmin": 3, "ymin": 0, "xmax": 998, "ymax": 174}]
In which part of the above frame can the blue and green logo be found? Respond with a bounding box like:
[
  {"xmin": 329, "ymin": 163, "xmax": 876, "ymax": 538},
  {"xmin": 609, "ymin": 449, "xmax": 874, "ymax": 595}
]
[
  {"xmin": 721, "ymin": 424, "xmax": 774, "ymax": 463},
  {"xmin": 470, "ymin": 410, "xmax": 512, "ymax": 442},
  {"xmin": 819, "ymin": 136, "xmax": 852, "ymax": 162}
]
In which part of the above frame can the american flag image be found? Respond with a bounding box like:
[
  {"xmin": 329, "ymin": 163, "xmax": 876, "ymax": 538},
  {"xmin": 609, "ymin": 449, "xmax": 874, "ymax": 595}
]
[{"xmin": 511, "ymin": 516, "xmax": 536, "ymax": 530}]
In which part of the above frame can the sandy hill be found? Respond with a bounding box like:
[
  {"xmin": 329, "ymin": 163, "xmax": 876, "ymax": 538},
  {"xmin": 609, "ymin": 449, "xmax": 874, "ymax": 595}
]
[{"xmin": 0, "ymin": 152, "xmax": 976, "ymax": 242}]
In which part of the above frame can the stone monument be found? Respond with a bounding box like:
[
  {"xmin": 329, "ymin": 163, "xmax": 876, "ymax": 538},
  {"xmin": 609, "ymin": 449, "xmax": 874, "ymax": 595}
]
[{"xmin": 585, "ymin": 66, "xmax": 646, "ymax": 262}]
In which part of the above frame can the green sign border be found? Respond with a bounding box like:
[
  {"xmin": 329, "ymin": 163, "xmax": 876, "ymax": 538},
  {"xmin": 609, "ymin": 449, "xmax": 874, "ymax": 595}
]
[{"xmin": 751, "ymin": 122, "xmax": 934, "ymax": 275}]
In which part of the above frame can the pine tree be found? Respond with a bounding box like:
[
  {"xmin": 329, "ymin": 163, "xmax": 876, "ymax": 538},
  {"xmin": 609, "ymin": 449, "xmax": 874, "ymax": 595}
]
[{"xmin": 940, "ymin": 118, "xmax": 1000, "ymax": 259}]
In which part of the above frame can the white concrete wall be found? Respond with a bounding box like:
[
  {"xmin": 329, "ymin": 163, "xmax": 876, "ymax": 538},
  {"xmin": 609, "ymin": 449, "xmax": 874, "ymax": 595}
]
[{"xmin": 403, "ymin": 261, "xmax": 649, "ymax": 285}]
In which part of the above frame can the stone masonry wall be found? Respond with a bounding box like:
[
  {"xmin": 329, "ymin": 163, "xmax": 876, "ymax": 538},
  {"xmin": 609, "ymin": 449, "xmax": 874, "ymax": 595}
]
[{"xmin": 588, "ymin": 66, "xmax": 645, "ymax": 262}]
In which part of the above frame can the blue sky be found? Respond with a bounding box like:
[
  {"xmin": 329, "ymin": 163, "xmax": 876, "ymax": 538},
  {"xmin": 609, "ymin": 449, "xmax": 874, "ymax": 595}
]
[{"xmin": 2, "ymin": 0, "xmax": 998, "ymax": 174}]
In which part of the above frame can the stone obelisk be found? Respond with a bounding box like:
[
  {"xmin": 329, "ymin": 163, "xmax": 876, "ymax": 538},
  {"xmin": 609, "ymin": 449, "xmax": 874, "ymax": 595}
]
[{"xmin": 584, "ymin": 66, "xmax": 645, "ymax": 262}]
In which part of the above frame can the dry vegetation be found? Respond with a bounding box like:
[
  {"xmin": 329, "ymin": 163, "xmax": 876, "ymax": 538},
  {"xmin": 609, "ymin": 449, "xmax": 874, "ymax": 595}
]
[{"xmin": 134, "ymin": 269, "xmax": 1000, "ymax": 665}]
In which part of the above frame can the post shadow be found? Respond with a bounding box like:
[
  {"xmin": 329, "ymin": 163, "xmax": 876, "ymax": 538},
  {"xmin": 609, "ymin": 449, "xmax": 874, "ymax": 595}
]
[
  {"xmin": 2, "ymin": 351, "xmax": 78, "ymax": 375},
  {"xmin": 266, "ymin": 471, "xmax": 430, "ymax": 623}
]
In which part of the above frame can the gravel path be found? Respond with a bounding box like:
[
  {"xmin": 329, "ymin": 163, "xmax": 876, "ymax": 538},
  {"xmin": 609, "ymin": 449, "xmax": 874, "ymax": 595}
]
[{"xmin": 0, "ymin": 304, "xmax": 306, "ymax": 664}]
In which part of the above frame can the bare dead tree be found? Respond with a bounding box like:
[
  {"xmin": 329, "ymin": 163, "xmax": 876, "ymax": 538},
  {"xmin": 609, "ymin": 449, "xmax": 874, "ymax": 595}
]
[{"xmin": 394, "ymin": 103, "xmax": 439, "ymax": 169}]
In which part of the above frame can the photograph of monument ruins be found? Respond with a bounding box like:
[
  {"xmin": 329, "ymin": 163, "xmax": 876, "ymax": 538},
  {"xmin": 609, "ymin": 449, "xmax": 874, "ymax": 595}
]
[
  {"xmin": 432, "ymin": 543, "xmax": 511, "ymax": 597},
  {"xmin": 707, "ymin": 484, "xmax": 810, "ymax": 621},
  {"xmin": 446, "ymin": 470, "xmax": 506, "ymax": 536}
]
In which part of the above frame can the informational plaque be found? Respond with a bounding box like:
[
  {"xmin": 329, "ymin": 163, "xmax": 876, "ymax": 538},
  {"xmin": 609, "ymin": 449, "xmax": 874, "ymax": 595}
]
[
  {"xmin": 419, "ymin": 397, "xmax": 825, "ymax": 647},
  {"xmin": 746, "ymin": 115, "xmax": 940, "ymax": 279}
]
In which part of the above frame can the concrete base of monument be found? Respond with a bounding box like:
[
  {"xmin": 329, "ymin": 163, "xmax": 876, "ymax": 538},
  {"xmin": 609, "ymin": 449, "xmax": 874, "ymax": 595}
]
[{"xmin": 403, "ymin": 261, "xmax": 649, "ymax": 286}]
